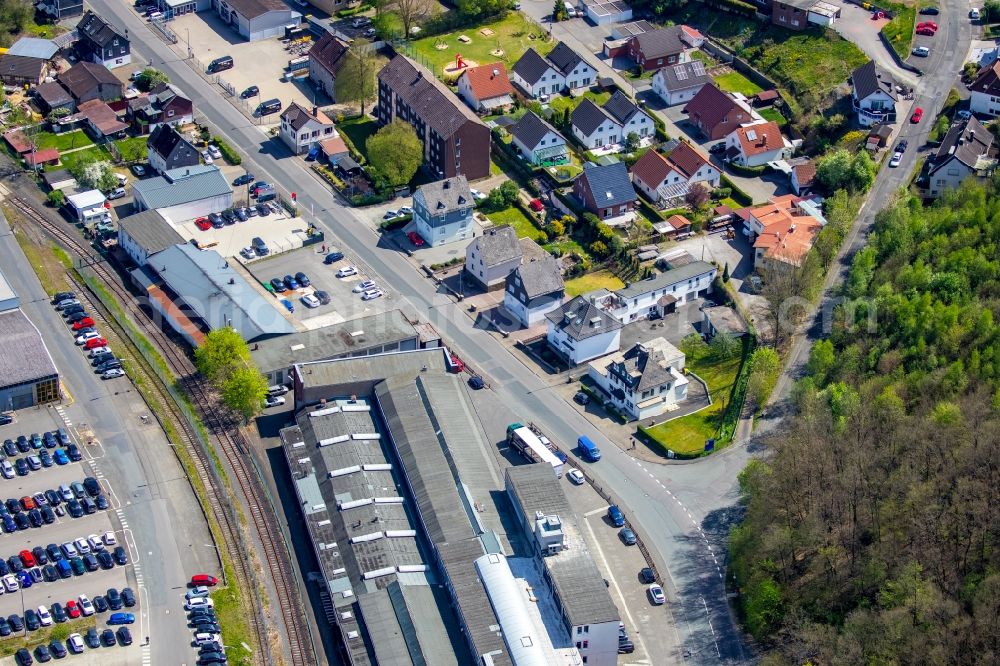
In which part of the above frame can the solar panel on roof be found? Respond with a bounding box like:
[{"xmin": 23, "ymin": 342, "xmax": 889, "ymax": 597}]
[
  {"xmin": 674, "ymin": 65, "xmax": 688, "ymax": 81},
  {"xmin": 691, "ymin": 61, "xmax": 706, "ymax": 76}
]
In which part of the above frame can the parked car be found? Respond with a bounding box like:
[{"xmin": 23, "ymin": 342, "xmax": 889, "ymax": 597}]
[
  {"xmin": 121, "ymin": 587, "xmax": 136, "ymax": 607},
  {"xmin": 294, "ymin": 271, "xmax": 311, "ymax": 287},
  {"xmin": 573, "ymin": 391, "xmax": 590, "ymax": 405},
  {"xmin": 107, "ymin": 187, "xmax": 126, "ymax": 200},
  {"xmin": 648, "ymin": 583, "xmax": 665, "ymax": 605},
  {"xmin": 313, "ymin": 290, "xmax": 331, "ymax": 305},
  {"xmin": 382, "ymin": 210, "xmax": 399, "ymax": 221},
  {"xmin": 101, "ymin": 368, "xmax": 125, "ymax": 380},
  {"xmin": 264, "ymin": 395, "xmax": 285, "ymax": 408},
  {"xmin": 467, "ymin": 376, "xmax": 485, "ymax": 390},
  {"xmin": 889, "ymin": 151, "xmax": 902, "ymax": 167},
  {"xmin": 324, "ymin": 251, "xmax": 345, "ymax": 264},
  {"xmin": 916, "ymin": 26, "xmax": 936, "ymax": 36},
  {"xmin": 67, "ymin": 633, "xmax": 85, "ymax": 654},
  {"xmin": 336, "ymin": 266, "xmax": 358, "ymax": 278},
  {"xmin": 361, "ymin": 289, "xmax": 384, "ymax": 301},
  {"xmin": 919, "ymin": 5, "xmax": 939, "ymax": 13},
  {"xmin": 100, "ymin": 628, "xmax": 116, "ymax": 646},
  {"xmin": 283, "ymin": 275, "xmax": 300, "ymax": 290},
  {"xmin": 352, "ymin": 280, "xmax": 377, "ymax": 293},
  {"xmin": 192, "ymin": 574, "xmax": 219, "ymax": 587},
  {"xmin": 607, "ymin": 504, "xmax": 625, "ymax": 527},
  {"xmin": 912, "ymin": 46, "xmax": 930, "ymax": 57},
  {"xmin": 71, "ymin": 317, "xmax": 95, "ymax": 331},
  {"xmin": 619, "ymin": 527, "xmax": 637, "ymax": 545},
  {"xmin": 407, "ymin": 231, "xmax": 425, "ymax": 247},
  {"xmin": 301, "ymin": 294, "xmax": 321, "ymax": 308},
  {"xmin": 911, "ymin": 107, "xmax": 924, "ymax": 123},
  {"xmin": 567, "ymin": 468, "xmax": 585, "ymax": 485},
  {"xmin": 131, "ymin": 164, "xmax": 146, "ymax": 177},
  {"xmin": 84, "ymin": 338, "xmax": 108, "ymax": 349}
]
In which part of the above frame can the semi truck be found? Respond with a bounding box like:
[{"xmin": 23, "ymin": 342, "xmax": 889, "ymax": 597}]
[{"xmin": 506, "ymin": 423, "xmax": 565, "ymax": 478}]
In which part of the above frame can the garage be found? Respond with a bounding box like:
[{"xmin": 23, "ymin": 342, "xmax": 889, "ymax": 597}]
[
  {"xmin": 214, "ymin": 0, "xmax": 300, "ymax": 42},
  {"xmin": 581, "ymin": 0, "xmax": 633, "ymax": 25}
]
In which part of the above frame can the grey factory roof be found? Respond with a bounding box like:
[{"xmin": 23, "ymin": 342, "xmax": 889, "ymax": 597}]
[
  {"xmin": 225, "ymin": 0, "xmax": 289, "ymax": 19},
  {"xmin": 0, "ymin": 309, "xmax": 59, "ymax": 389},
  {"xmin": 505, "ymin": 465, "xmax": 620, "ymax": 627},
  {"xmin": 579, "ymin": 162, "xmax": 636, "ymax": 208},
  {"xmin": 509, "ymin": 110, "xmax": 559, "ymax": 151},
  {"xmin": 616, "ymin": 259, "xmax": 716, "ymax": 299},
  {"xmin": 6, "ymin": 37, "xmax": 58, "ymax": 60},
  {"xmin": 296, "ymin": 348, "xmax": 450, "ymax": 398},
  {"xmin": 545, "ymin": 295, "xmax": 622, "ymax": 342},
  {"xmin": 572, "ymin": 98, "xmax": 612, "ymax": 136},
  {"xmin": 438, "ymin": 537, "xmax": 511, "ymax": 666},
  {"xmin": 471, "ymin": 225, "xmax": 521, "ymax": 268},
  {"xmin": 414, "ymin": 175, "xmax": 472, "ymax": 214},
  {"xmin": 359, "ymin": 584, "xmax": 462, "ymax": 666},
  {"xmin": 148, "ymin": 243, "xmax": 295, "ymax": 341},
  {"xmin": 509, "ymin": 257, "xmax": 564, "ymax": 299},
  {"xmin": 132, "ymin": 164, "xmax": 231, "ymax": 211},
  {"xmin": 510, "ymin": 47, "xmax": 553, "ymax": 85},
  {"xmin": 0, "ymin": 268, "xmax": 17, "ymax": 312},
  {"xmin": 851, "ymin": 60, "xmax": 897, "ymax": 101},
  {"xmin": 251, "ymin": 309, "xmax": 419, "ymax": 374},
  {"xmin": 117, "ymin": 209, "xmax": 184, "ymax": 256}
]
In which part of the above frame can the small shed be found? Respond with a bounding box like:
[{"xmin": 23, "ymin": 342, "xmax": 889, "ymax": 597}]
[
  {"xmin": 24, "ymin": 148, "xmax": 60, "ymax": 169},
  {"xmin": 753, "ymin": 89, "xmax": 780, "ymax": 107}
]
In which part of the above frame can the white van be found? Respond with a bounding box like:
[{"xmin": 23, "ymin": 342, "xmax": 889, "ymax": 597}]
[
  {"xmin": 970, "ymin": 8, "xmax": 981, "ymax": 19},
  {"xmin": 268, "ymin": 385, "xmax": 290, "ymax": 396},
  {"xmin": 564, "ymin": 1, "xmax": 576, "ymax": 16}
]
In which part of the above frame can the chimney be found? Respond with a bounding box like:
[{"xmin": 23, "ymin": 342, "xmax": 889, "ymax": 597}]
[
  {"xmin": 312, "ymin": 106, "xmax": 318, "ymax": 117},
  {"xmin": 443, "ymin": 180, "xmax": 450, "ymax": 189},
  {"xmin": 492, "ymin": 68, "xmax": 499, "ymax": 78}
]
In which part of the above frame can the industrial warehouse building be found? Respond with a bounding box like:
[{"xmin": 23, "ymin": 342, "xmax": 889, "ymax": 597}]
[
  {"xmin": 214, "ymin": 0, "xmax": 301, "ymax": 42},
  {"xmin": 0, "ymin": 269, "xmax": 60, "ymax": 410}
]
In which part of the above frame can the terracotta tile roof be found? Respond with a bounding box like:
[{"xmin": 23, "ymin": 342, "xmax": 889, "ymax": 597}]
[
  {"xmin": 667, "ymin": 214, "xmax": 691, "ymax": 230},
  {"xmin": 77, "ymin": 99, "xmax": 128, "ymax": 135},
  {"xmin": 629, "ymin": 149, "xmax": 675, "ymax": 189},
  {"xmin": 733, "ymin": 121, "xmax": 784, "ymax": 157},
  {"xmin": 461, "ymin": 63, "xmax": 513, "ymax": 100},
  {"xmin": 680, "ymin": 25, "xmax": 703, "ymax": 41},
  {"xmin": 793, "ymin": 162, "xmax": 816, "ymax": 188},
  {"xmin": 319, "ymin": 136, "xmax": 348, "ymax": 156},
  {"xmin": 684, "ymin": 83, "xmax": 740, "ymax": 133},
  {"xmin": 664, "ymin": 141, "xmax": 711, "ymax": 179},
  {"xmin": 750, "ymin": 196, "xmax": 822, "ymax": 266},
  {"xmin": 146, "ymin": 285, "xmax": 206, "ymax": 346}
]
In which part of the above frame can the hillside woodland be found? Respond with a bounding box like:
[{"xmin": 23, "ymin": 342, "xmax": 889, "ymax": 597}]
[{"xmin": 731, "ymin": 179, "xmax": 1000, "ymax": 665}]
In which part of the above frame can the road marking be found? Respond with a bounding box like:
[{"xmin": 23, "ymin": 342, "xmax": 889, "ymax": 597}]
[
  {"xmin": 700, "ymin": 596, "xmax": 722, "ymax": 658},
  {"xmin": 584, "ymin": 506, "xmax": 609, "ymax": 517}
]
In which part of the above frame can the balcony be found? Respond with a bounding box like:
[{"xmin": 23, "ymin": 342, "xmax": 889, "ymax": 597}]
[{"xmin": 853, "ymin": 99, "xmax": 896, "ymax": 126}]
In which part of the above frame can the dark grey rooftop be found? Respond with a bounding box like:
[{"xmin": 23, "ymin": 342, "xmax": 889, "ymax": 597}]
[
  {"xmin": 415, "ymin": 175, "xmax": 472, "ymax": 214},
  {"xmin": 510, "ymin": 257, "xmax": 564, "ymax": 299},
  {"xmin": 580, "ymin": 162, "xmax": 637, "ymax": 208},
  {"xmin": 0, "ymin": 308, "xmax": 58, "ymax": 387},
  {"xmin": 572, "ymin": 98, "xmax": 612, "ymax": 136},
  {"xmin": 469, "ymin": 225, "xmax": 521, "ymax": 269},
  {"xmin": 616, "ymin": 260, "xmax": 716, "ymax": 299},
  {"xmin": 505, "ymin": 465, "xmax": 620, "ymax": 627},
  {"xmin": 295, "ymin": 348, "xmax": 450, "ymax": 397},
  {"xmin": 545, "ymin": 295, "xmax": 623, "ymax": 342},
  {"xmin": 511, "ymin": 47, "xmax": 553, "ymax": 85},
  {"xmin": 509, "ymin": 110, "xmax": 560, "ymax": 151},
  {"xmin": 117, "ymin": 209, "xmax": 184, "ymax": 256}
]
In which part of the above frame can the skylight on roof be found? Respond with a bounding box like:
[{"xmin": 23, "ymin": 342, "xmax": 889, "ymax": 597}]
[{"xmin": 746, "ymin": 129, "xmax": 757, "ymax": 141}]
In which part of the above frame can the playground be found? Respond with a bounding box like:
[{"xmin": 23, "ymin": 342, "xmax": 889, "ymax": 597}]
[{"xmin": 410, "ymin": 12, "xmax": 553, "ymax": 74}]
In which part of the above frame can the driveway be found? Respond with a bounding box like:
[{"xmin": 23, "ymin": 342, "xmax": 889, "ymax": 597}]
[{"xmin": 830, "ymin": 1, "xmax": 919, "ymax": 87}]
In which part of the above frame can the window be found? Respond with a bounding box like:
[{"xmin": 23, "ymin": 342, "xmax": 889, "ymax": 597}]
[
  {"xmin": 167, "ymin": 110, "xmax": 175, "ymax": 117},
  {"xmin": 582, "ymin": 641, "xmax": 589, "ymax": 648}
]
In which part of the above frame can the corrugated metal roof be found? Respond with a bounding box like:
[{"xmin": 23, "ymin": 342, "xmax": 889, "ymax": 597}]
[
  {"xmin": 117, "ymin": 209, "xmax": 184, "ymax": 256},
  {"xmin": 7, "ymin": 38, "xmax": 58, "ymax": 60},
  {"xmin": 0, "ymin": 309, "xmax": 59, "ymax": 389},
  {"xmin": 132, "ymin": 164, "xmax": 231, "ymax": 211}
]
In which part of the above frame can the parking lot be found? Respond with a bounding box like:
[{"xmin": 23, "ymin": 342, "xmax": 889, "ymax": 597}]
[
  {"xmin": 168, "ymin": 11, "xmax": 317, "ymax": 122},
  {"xmin": 242, "ymin": 245, "xmax": 395, "ymax": 327},
  {"xmin": 177, "ymin": 208, "xmax": 314, "ymax": 259}
]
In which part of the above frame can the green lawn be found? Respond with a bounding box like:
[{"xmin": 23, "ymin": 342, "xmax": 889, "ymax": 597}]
[
  {"xmin": 564, "ymin": 270, "xmax": 624, "ymax": 296},
  {"xmin": 547, "ymin": 90, "xmax": 612, "ymax": 118},
  {"xmin": 114, "ymin": 136, "xmax": 149, "ymax": 163},
  {"xmin": 24, "ymin": 20, "xmax": 67, "ymax": 39},
  {"xmin": 713, "ymin": 71, "xmax": 762, "ymax": 96},
  {"xmin": 759, "ymin": 107, "xmax": 786, "ymax": 125},
  {"xmin": 409, "ymin": 13, "xmax": 551, "ymax": 74},
  {"xmin": 47, "ymin": 145, "xmax": 112, "ymax": 172},
  {"xmin": 882, "ymin": 5, "xmax": 916, "ymax": 59},
  {"xmin": 36, "ymin": 130, "xmax": 94, "ymax": 151},
  {"xmin": 544, "ymin": 237, "xmax": 589, "ymax": 260},
  {"xmin": 643, "ymin": 352, "xmax": 742, "ymax": 456},
  {"xmin": 487, "ymin": 205, "xmax": 545, "ymax": 242},
  {"xmin": 338, "ymin": 116, "xmax": 378, "ymax": 163}
]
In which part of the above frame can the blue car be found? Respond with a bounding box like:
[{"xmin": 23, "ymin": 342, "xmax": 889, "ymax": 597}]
[
  {"xmin": 282, "ymin": 275, "xmax": 299, "ymax": 290},
  {"xmin": 607, "ymin": 504, "xmax": 625, "ymax": 528},
  {"xmin": 2, "ymin": 515, "xmax": 15, "ymax": 533},
  {"xmin": 17, "ymin": 571, "xmax": 31, "ymax": 588},
  {"xmin": 56, "ymin": 428, "xmax": 70, "ymax": 446},
  {"xmin": 107, "ymin": 612, "xmax": 135, "ymax": 625},
  {"xmin": 280, "ymin": 299, "xmax": 294, "ymax": 313},
  {"xmin": 53, "ymin": 449, "xmax": 69, "ymax": 465}
]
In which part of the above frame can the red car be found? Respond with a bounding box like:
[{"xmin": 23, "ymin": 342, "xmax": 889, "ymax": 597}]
[
  {"xmin": 406, "ymin": 231, "xmax": 425, "ymax": 247},
  {"xmin": 191, "ymin": 574, "xmax": 218, "ymax": 587},
  {"xmin": 65, "ymin": 600, "xmax": 81, "ymax": 618},
  {"xmin": 910, "ymin": 107, "xmax": 924, "ymax": 123},
  {"xmin": 19, "ymin": 550, "xmax": 35, "ymax": 567},
  {"xmin": 529, "ymin": 198, "xmax": 544, "ymax": 212},
  {"xmin": 449, "ymin": 355, "xmax": 465, "ymax": 373},
  {"xmin": 195, "ymin": 217, "xmax": 212, "ymax": 231},
  {"xmin": 916, "ymin": 21, "xmax": 938, "ymax": 30},
  {"xmin": 916, "ymin": 27, "xmax": 936, "ymax": 36},
  {"xmin": 72, "ymin": 317, "xmax": 95, "ymax": 331},
  {"xmin": 20, "ymin": 497, "xmax": 35, "ymax": 511},
  {"xmin": 84, "ymin": 337, "xmax": 108, "ymax": 349}
]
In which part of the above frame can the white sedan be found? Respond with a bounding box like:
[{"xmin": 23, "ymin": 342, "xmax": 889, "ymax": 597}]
[
  {"xmin": 2, "ymin": 574, "xmax": 18, "ymax": 592},
  {"xmin": 264, "ymin": 395, "xmax": 286, "ymax": 408},
  {"xmin": 648, "ymin": 584, "xmax": 665, "ymax": 605},
  {"xmin": 78, "ymin": 595, "xmax": 95, "ymax": 616},
  {"xmin": 889, "ymin": 151, "xmax": 902, "ymax": 168},
  {"xmin": 102, "ymin": 368, "xmax": 125, "ymax": 379},
  {"xmin": 337, "ymin": 266, "xmax": 359, "ymax": 278},
  {"xmin": 301, "ymin": 294, "xmax": 321, "ymax": 308},
  {"xmin": 75, "ymin": 331, "xmax": 101, "ymax": 345},
  {"xmin": 37, "ymin": 606, "xmax": 53, "ymax": 626},
  {"xmin": 567, "ymin": 469, "xmax": 585, "ymax": 485},
  {"xmin": 361, "ymin": 289, "xmax": 384, "ymax": 301},
  {"xmin": 208, "ymin": 145, "xmax": 222, "ymax": 160},
  {"xmin": 185, "ymin": 596, "xmax": 214, "ymax": 611},
  {"xmin": 352, "ymin": 280, "xmax": 377, "ymax": 293},
  {"xmin": 201, "ymin": 150, "xmax": 214, "ymax": 164},
  {"xmin": 470, "ymin": 188, "xmax": 486, "ymax": 200}
]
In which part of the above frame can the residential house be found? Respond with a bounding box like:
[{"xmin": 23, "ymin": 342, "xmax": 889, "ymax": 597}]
[
  {"xmin": 587, "ymin": 337, "xmax": 688, "ymax": 421},
  {"xmin": 279, "ymin": 102, "xmax": 336, "ymax": 154},
  {"xmin": 652, "ymin": 60, "xmax": 712, "ymax": 106},
  {"xmin": 771, "ymin": 0, "xmax": 840, "ymax": 29},
  {"xmin": 307, "ymin": 32, "xmax": 350, "ymax": 99},
  {"xmin": 117, "ymin": 209, "xmax": 184, "ymax": 266},
  {"xmin": 213, "ymin": 0, "xmax": 300, "ymax": 42},
  {"xmin": 77, "ymin": 11, "xmax": 130, "ymax": 69},
  {"xmin": 128, "ymin": 83, "xmax": 194, "ymax": 133},
  {"xmin": 75, "ymin": 99, "xmax": 128, "ymax": 139},
  {"xmin": 376, "ymin": 54, "xmax": 491, "ymax": 181},
  {"xmin": 147, "ymin": 124, "xmax": 200, "ymax": 174},
  {"xmin": 457, "ymin": 63, "xmax": 515, "ymax": 114},
  {"xmin": 60, "ymin": 61, "xmax": 124, "ymax": 103},
  {"xmin": 630, "ymin": 141, "xmax": 719, "ymax": 206},
  {"xmin": 850, "ymin": 60, "xmax": 897, "ymax": 127},
  {"xmin": 34, "ymin": 81, "xmax": 75, "ymax": 115},
  {"xmin": 968, "ymin": 60, "xmax": 1000, "ymax": 117},
  {"xmin": 743, "ymin": 194, "xmax": 824, "ymax": 272},
  {"xmin": 509, "ymin": 111, "xmax": 568, "ymax": 166},
  {"xmin": 503, "ymin": 256, "xmax": 565, "ymax": 327},
  {"xmin": 546, "ymin": 41, "xmax": 597, "ymax": 93},
  {"xmin": 35, "ymin": 0, "xmax": 83, "ymax": 20},
  {"xmin": 571, "ymin": 99, "xmax": 623, "ymax": 150},
  {"xmin": 412, "ymin": 176, "xmax": 475, "ymax": 247},
  {"xmin": 465, "ymin": 226, "xmax": 522, "ymax": 291},
  {"xmin": 573, "ymin": 162, "xmax": 637, "ymax": 225},
  {"xmin": 791, "ymin": 161, "xmax": 816, "ymax": 195},
  {"xmin": 0, "ymin": 54, "xmax": 48, "ymax": 86},
  {"xmin": 927, "ymin": 117, "xmax": 996, "ymax": 196},
  {"xmin": 24, "ymin": 149, "xmax": 60, "ymax": 170},
  {"xmin": 684, "ymin": 84, "xmax": 761, "ymax": 140},
  {"xmin": 602, "ymin": 90, "xmax": 655, "ymax": 143},
  {"xmin": 626, "ymin": 26, "xmax": 687, "ymax": 72},
  {"xmin": 589, "ymin": 260, "xmax": 717, "ymax": 322},
  {"xmin": 546, "ymin": 296, "xmax": 623, "ymax": 365},
  {"xmin": 509, "ymin": 48, "xmax": 564, "ymax": 99},
  {"xmin": 132, "ymin": 164, "xmax": 233, "ymax": 220},
  {"xmin": 724, "ymin": 121, "xmax": 793, "ymax": 167}
]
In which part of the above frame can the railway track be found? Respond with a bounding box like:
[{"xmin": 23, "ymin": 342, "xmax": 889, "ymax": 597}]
[{"xmin": 9, "ymin": 196, "xmax": 314, "ymax": 666}]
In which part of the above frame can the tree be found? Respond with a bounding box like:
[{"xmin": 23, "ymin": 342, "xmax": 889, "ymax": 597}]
[
  {"xmin": 807, "ymin": 339, "xmax": 836, "ymax": 386},
  {"xmin": 685, "ymin": 182, "xmax": 710, "ymax": 209},
  {"xmin": 722, "ymin": 262, "xmax": 730, "ymax": 282},
  {"xmin": 847, "ymin": 150, "xmax": 876, "ymax": 192},
  {"xmin": 46, "ymin": 190, "xmax": 65, "ymax": 208},
  {"xmin": 815, "ymin": 148, "xmax": 852, "ymax": 191},
  {"xmin": 709, "ymin": 330, "xmax": 740, "ymax": 360},
  {"xmin": 552, "ymin": 0, "xmax": 566, "ymax": 19},
  {"xmin": 545, "ymin": 219, "xmax": 565, "ymax": 238},
  {"xmin": 930, "ymin": 114, "xmax": 951, "ymax": 141},
  {"xmin": 562, "ymin": 107, "xmax": 570, "ymax": 128},
  {"xmin": 746, "ymin": 346, "xmax": 780, "ymax": 408},
  {"xmin": 334, "ymin": 43, "xmax": 386, "ymax": 115},
  {"xmin": 134, "ymin": 68, "xmax": 170, "ymax": 93},
  {"xmin": 0, "ymin": 0, "xmax": 32, "ymax": 38},
  {"xmin": 69, "ymin": 157, "xmax": 117, "ymax": 191},
  {"xmin": 456, "ymin": 0, "xmax": 508, "ymax": 19},
  {"xmin": 588, "ymin": 240, "xmax": 608, "ymax": 257},
  {"xmin": 393, "ymin": 0, "xmax": 433, "ymax": 37},
  {"xmin": 624, "ymin": 131, "xmax": 641, "ymax": 153},
  {"xmin": 221, "ymin": 366, "xmax": 269, "ymax": 423},
  {"xmin": 366, "ymin": 120, "xmax": 422, "ymax": 187},
  {"xmin": 497, "ymin": 180, "xmax": 518, "ymax": 206},
  {"xmin": 194, "ymin": 327, "xmax": 251, "ymax": 383}
]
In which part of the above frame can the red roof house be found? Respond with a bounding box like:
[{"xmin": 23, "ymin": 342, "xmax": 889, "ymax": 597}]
[
  {"xmin": 457, "ymin": 63, "xmax": 515, "ymax": 114},
  {"xmin": 684, "ymin": 84, "xmax": 754, "ymax": 140}
]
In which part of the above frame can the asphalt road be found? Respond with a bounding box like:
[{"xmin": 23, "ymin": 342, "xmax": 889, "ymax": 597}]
[{"xmin": 87, "ymin": 2, "xmax": 973, "ymax": 663}]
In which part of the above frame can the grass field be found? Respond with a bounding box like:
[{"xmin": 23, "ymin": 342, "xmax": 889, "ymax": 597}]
[
  {"xmin": 488, "ymin": 205, "xmax": 545, "ymax": 242},
  {"xmin": 410, "ymin": 13, "xmax": 551, "ymax": 73},
  {"xmin": 759, "ymin": 107, "xmax": 786, "ymax": 125},
  {"xmin": 883, "ymin": 5, "xmax": 916, "ymax": 59},
  {"xmin": 643, "ymin": 351, "xmax": 742, "ymax": 455},
  {"xmin": 713, "ymin": 71, "xmax": 762, "ymax": 96},
  {"xmin": 547, "ymin": 90, "xmax": 611, "ymax": 118},
  {"xmin": 338, "ymin": 116, "xmax": 379, "ymax": 163},
  {"xmin": 36, "ymin": 130, "xmax": 94, "ymax": 151},
  {"xmin": 47, "ymin": 144, "xmax": 113, "ymax": 172},
  {"xmin": 564, "ymin": 270, "xmax": 624, "ymax": 296}
]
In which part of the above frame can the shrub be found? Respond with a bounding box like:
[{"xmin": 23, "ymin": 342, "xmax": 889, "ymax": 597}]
[
  {"xmin": 46, "ymin": 189, "xmax": 65, "ymax": 207},
  {"xmin": 727, "ymin": 162, "xmax": 767, "ymax": 177},
  {"xmin": 211, "ymin": 137, "xmax": 242, "ymax": 165},
  {"xmin": 721, "ymin": 176, "xmax": 753, "ymax": 205}
]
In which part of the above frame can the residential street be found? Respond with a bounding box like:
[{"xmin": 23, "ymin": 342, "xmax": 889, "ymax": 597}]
[{"xmin": 82, "ymin": 1, "xmax": 973, "ymax": 663}]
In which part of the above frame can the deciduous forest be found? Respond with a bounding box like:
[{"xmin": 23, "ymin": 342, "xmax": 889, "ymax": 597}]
[{"xmin": 730, "ymin": 179, "xmax": 1000, "ymax": 664}]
